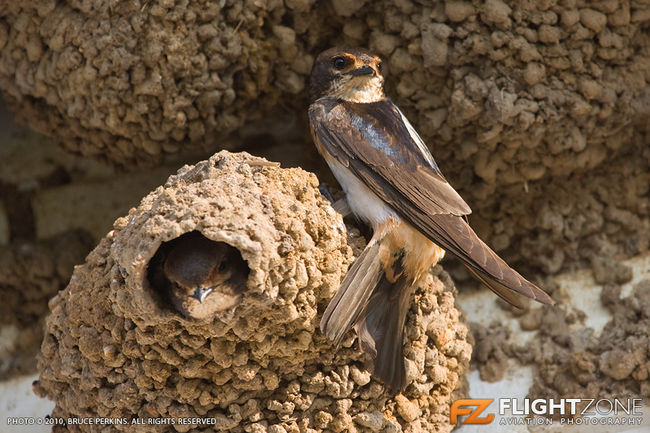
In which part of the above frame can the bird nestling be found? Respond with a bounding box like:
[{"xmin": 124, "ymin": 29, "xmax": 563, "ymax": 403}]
[
  {"xmin": 309, "ymin": 47, "xmax": 554, "ymax": 392},
  {"xmin": 148, "ymin": 231, "xmax": 248, "ymax": 320}
]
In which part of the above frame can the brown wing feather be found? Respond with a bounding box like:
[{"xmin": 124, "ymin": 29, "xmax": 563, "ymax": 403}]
[
  {"xmin": 414, "ymin": 213, "xmax": 554, "ymax": 305},
  {"xmin": 309, "ymin": 99, "xmax": 472, "ymax": 217}
]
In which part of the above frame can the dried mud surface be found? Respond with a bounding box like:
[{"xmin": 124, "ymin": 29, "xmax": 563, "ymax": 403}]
[
  {"xmin": 0, "ymin": 230, "xmax": 92, "ymax": 380},
  {"xmin": 35, "ymin": 151, "xmax": 472, "ymax": 433},
  {"xmin": 471, "ymin": 266, "xmax": 650, "ymax": 410},
  {"xmin": 1, "ymin": 0, "xmax": 648, "ymax": 277},
  {"xmin": 2, "ymin": 0, "xmax": 647, "ymax": 425}
]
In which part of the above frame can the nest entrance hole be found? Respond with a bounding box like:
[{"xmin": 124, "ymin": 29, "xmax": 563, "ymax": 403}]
[{"xmin": 146, "ymin": 231, "xmax": 249, "ymax": 318}]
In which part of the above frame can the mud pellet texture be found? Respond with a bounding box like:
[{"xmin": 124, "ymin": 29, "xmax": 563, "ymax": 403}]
[
  {"xmin": 1, "ymin": 1, "xmax": 648, "ymax": 277},
  {"xmin": 34, "ymin": 151, "xmax": 472, "ymax": 433}
]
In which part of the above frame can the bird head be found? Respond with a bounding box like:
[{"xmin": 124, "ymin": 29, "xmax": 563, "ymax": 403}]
[{"xmin": 309, "ymin": 47, "xmax": 385, "ymax": 103}]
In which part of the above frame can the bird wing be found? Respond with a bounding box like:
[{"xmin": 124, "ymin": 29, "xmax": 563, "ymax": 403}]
[
  {"xmin": 309, "ymin": 98, "xmax": 472, "ymax": 217},
  {"xmin": 309, "ymin": 98, "xmax": 555, "ymax": 306}
]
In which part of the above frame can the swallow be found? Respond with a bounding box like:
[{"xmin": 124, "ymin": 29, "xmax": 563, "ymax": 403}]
[
  {"xmin": 149, "ymin": 231, "xmax": 248, "ymax": 320},
  {"xmin": 309, "ymin": 47, "xmax": 554, "ymax": 391}
]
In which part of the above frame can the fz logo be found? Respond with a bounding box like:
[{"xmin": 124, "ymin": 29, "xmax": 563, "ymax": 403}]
[{"xmin": 450, "ymin": 399, "xmax": 495, "ymax": 425}]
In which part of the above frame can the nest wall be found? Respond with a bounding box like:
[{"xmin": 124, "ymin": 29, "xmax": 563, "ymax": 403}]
[
  {"xmin": 35, "ymin": 151, "xmax": 472, "ymax": 433},
  {"xmin": 1, "ymin": 0, "xmax": 648, "ymax": 276}
]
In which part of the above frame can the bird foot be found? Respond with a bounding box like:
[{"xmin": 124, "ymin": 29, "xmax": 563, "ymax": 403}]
[
  {"xmin": 318, "ymin": 184, "xmax": 335, "ymax": 203},
  {"xmin": 333, "ymin": 198, "xmax": 351, "ymax": 217},
  {"xmin": 318, "ymin": 184, "xmax": 351, "ymax": 217}
]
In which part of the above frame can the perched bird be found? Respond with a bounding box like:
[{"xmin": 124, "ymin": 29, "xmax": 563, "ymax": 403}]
[
  {"xmin": 149, "ymin": 231, "xmax": 248, "ymax": 320},
  {"xmin": 309, "ymin": 47, "xmax": 554, "ymax": 391}
]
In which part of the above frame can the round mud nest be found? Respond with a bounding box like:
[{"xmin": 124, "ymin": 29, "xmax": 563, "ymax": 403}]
[
  {"xmin": 2, "ymin": 1, "xmax": 648, "ymax": 278},
  {"xmin": 1, "ymin": 1, "xmax": 648, "ymax": 173},
  {"xmin": 0, "ymin": 230, "xmax": 92, "ymax": 379},
  {"xmin": 35, "ymin": 151, "xmax": 472, "ymax": 433}
]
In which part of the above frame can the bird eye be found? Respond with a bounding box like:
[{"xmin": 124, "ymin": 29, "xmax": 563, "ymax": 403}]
[
  {"xmin": 332, "ymin": 56, "xmax": 347, "ymax": 70},
  {"xmin": 377, "ymin": 61, "xmax": 383, "ymax": 72},
  {"xmin": 218, "ymin": 261, "xmax": 227, "ymax": 272}
]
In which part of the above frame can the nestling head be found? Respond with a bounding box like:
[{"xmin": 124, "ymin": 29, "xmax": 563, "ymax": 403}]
[
  {"xmin": 159, "ymin": 232, "xmax": 248, "ymax": 320},
  {"xmin": 309, "ymin": 47, "xmax": 385, "ymax": 103}
]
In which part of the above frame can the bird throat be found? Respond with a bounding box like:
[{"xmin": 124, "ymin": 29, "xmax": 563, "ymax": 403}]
[{"xmin": 330, "ymin": 76, "xmax": 385, "ymax": 103}]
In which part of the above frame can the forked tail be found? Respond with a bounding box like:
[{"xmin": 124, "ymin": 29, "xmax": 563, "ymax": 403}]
[{"xmin": 320, "ymin": 238, "xmax": 414, "ymax": 391}]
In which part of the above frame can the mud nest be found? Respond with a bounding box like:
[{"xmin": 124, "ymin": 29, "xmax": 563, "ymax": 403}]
[
  {"xmin": 35, "ymin": 151, "xmax": 472, "ymax": 433},
  {"xmin": 1, "ymin": 1, "xmax": 648, "ymax": 170},
  {"xmin": 1, "ymin": 0, "xmax": 649, "ymax": 276},
  {"xmin": 0, "ymin": 230, "xmax": 92, "ymax": 380}
]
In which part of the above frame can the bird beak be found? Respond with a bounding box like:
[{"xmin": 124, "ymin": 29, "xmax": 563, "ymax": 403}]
[
  {"xmin": 346, "ymin": 65, "xmax": 376, "ymax": 77},
  {"xmin": 191, "ymin": 286, "xmax": 215, "ymax": 303}
]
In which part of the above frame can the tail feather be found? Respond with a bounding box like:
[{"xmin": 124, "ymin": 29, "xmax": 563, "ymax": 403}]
[
  {"xmin": 356, "ymin": 274, "xmax": 413, "ymax": 391},
  {"xmin": 320, "ymin": 239, "xmax": 383, "ymax": 346},
  {"xmin": 320, "ymin": 237, "xmax": 414, "ymax": 391}
]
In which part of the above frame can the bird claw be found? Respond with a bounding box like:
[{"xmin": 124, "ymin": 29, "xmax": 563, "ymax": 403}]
[
  {"xmin": 318, "ymin": 184, "xmax": 352, "ymax": 217},
  {"xmin": 318, "ymin": 184, "xmax": 335, "ymax": 203},
  {"xmin": 333, "ymin": 198, "xmax": 352, "ymax": 217}
]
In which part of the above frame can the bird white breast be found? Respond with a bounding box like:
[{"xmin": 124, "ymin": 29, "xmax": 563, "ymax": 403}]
[{"xmin": 326, "ymin": 158, "xmax": 398, "ymax": 228}]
